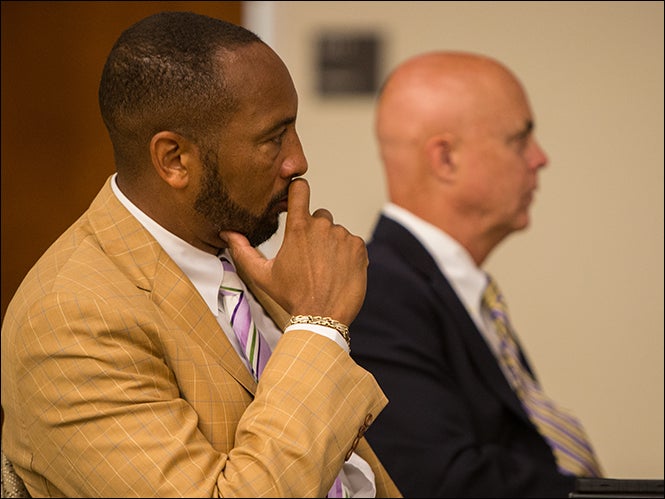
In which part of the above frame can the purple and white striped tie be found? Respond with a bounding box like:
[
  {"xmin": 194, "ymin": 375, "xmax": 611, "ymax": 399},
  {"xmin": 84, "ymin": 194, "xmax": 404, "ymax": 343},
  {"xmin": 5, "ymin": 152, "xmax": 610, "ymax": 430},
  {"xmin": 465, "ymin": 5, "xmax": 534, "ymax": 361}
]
[
  {"xmin": 219, "ymin": 256, "xmax": 348, "ymax": 496},
  {"xmin": 219, "ymin": 257, "xmax": 271, "ymax": 380},
  {"xmin": 483, "ymin": 274, "xmax": 603, "ymax": 477}
]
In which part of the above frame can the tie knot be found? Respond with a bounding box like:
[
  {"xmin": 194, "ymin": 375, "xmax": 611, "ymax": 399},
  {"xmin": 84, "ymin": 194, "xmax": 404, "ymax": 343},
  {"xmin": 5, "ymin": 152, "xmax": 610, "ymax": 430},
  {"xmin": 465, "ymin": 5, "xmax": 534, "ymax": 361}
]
[
  {"xmin": 219, "ymin": 256, "xmax": 243, "ymax": 293},
  {"xmin": 219, "ymin": 255, "xmax": 234, "ymax": 271},
  {"xmin": 482, "ymin": 275, "xmax": 503, "ymax": 309}
]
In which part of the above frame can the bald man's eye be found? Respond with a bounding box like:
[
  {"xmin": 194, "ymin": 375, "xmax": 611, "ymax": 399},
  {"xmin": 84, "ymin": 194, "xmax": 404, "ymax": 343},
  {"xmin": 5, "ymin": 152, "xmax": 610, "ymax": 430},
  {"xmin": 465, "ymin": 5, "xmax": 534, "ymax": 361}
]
[
  {"xmin": 516, "ymin": 135, "xmax": 530, "ymax": 152},
  {"xmin": 509, "ymin": 131, "xmax": 531, "ymax": 153},
  {"xmin": 508, "ymin": 121, "xmax": 534, "ymax": 152}
]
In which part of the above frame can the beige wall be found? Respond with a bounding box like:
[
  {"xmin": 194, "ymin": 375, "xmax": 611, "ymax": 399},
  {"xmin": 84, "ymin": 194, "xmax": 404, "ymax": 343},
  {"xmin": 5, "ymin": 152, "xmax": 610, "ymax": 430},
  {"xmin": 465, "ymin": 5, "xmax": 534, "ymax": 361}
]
[{"xmin": 247, "ymin": 1, "xmax": 664, "ymax": 479}]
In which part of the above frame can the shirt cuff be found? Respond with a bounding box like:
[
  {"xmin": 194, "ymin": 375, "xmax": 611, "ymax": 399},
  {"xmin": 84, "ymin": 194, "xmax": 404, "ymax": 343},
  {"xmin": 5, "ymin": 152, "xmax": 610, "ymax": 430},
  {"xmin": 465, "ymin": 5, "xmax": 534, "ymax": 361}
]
[{"xmin": 284, "ymin": 323, "xmax": 350, "ymax": 353}]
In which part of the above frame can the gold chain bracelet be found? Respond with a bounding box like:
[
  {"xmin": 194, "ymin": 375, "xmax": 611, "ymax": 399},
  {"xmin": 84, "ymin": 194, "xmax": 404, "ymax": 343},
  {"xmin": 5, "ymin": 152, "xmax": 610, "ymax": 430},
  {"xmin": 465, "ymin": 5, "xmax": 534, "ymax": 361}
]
[{"xmin": 287, "ymin": 315, "xmax": 351, "ymax": 350}]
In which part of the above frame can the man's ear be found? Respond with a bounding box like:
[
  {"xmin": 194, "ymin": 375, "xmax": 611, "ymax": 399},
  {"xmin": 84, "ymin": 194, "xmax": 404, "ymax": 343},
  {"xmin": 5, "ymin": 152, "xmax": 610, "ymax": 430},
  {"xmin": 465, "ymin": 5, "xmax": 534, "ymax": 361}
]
[
  {"xmin": 149, "ymin": 131, "xmax": 197, "ymax": 189},
  {"xmin": 426, "ymin": 133, "xmax": 457, "ymax": 183}
]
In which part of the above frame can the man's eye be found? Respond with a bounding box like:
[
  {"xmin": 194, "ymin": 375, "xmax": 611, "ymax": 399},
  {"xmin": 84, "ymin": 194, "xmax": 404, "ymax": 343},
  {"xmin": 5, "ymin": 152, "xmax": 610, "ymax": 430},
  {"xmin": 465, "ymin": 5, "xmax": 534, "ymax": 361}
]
[
  {"xmin": 510, "ymin": 132, "xmax": 530, "ymax": 153},
  {"xmin": 271, "ymin": 129, "xmax": 287, "ymax": 145},
  {"xmin": 514, "ymin": 137, "xmax": 527, "ymax": 151}
]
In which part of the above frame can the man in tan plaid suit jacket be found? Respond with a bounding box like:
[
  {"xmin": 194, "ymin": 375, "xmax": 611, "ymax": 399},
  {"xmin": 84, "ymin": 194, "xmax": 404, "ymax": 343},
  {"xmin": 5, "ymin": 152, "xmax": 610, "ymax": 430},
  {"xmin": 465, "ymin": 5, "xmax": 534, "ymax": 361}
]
[{"xmin": 1, "ymin": 12, "xmax": 400, "ymax": 498}]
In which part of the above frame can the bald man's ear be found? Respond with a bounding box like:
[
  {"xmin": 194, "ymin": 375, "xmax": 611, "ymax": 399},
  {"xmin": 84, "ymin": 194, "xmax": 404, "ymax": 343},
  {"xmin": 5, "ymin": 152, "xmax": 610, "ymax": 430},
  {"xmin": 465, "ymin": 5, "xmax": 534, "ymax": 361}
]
[
  {"xmin": 150, "ymin": 131, "xmax": 198, "ymax": 189},
  {"xmin": 426, "ymin": 134, "xmax": 457, "ymax": 182}
]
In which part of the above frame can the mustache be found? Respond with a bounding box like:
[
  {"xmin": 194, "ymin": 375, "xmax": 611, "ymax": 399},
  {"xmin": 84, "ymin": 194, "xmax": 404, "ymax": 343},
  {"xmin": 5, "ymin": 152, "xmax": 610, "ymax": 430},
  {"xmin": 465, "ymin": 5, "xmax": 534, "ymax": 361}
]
[{"xmin": 267, "ymin": 186, "xmax": 290, "ymax": 210}]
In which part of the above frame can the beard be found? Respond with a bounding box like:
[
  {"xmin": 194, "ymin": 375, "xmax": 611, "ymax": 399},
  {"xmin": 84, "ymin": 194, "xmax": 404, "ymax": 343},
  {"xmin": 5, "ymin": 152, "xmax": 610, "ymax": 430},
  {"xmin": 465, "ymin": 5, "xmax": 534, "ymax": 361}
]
[{"xmin": 194, "ymin": 151, "xmax": 285, "ymax": 247}]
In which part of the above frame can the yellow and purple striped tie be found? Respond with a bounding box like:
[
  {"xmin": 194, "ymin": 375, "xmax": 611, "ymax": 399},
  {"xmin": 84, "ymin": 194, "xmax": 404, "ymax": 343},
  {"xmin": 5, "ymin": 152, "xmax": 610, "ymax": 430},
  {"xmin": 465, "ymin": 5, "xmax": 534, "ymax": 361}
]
[{"xmin": 483, "ymin": 275, "xmax": 603, "ymax": 477}]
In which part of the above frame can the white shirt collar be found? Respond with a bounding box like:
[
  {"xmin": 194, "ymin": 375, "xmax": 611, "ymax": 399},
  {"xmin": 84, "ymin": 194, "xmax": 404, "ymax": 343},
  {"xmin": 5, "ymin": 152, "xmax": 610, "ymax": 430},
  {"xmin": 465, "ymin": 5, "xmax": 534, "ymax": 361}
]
[{"xmin": 382, "ymin": 202, "xmax": 488, "ymax": 329}]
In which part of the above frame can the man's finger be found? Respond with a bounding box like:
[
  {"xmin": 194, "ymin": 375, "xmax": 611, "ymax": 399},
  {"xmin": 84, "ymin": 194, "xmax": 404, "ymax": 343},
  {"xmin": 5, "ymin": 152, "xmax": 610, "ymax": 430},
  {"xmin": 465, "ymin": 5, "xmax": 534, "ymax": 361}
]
[
  {"xmin": 285, "ymin": 178, "xmax": 311, "ymax": 221},
  {"xmin": 220, "ymin": 231, "xmax": 265, "ymax": 272},
  {"xmin": 312, "ymin": 208, "xmax": 333, "ymax": 223}
]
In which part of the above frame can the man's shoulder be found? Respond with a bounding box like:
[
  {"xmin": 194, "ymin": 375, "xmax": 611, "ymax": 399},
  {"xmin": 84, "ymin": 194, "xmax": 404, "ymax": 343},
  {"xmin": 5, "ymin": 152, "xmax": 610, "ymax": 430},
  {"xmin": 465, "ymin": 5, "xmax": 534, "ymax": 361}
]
[{"xmin": 7, "ymin": 194, "xmax": 161, "ymax": 323}]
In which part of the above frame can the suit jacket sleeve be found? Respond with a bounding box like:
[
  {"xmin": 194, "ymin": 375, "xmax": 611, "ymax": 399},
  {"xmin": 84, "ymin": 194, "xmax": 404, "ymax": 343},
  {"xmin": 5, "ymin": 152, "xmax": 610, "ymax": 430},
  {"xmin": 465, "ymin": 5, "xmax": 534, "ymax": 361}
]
[{"xmin": 246, "ymin": 265, "xmax": 402, "ymax": 498}]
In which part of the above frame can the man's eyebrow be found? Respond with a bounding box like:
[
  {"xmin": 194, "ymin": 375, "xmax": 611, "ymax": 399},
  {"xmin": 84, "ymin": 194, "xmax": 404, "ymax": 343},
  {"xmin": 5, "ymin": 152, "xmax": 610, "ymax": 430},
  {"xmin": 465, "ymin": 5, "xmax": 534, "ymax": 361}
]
[
  {"xmin": 261, "ymin": 116, "xmax": 296, "ymax": 136},
  {"xmin": 508, "ymin": 120, "xmax": 534, "ymax": 142}
]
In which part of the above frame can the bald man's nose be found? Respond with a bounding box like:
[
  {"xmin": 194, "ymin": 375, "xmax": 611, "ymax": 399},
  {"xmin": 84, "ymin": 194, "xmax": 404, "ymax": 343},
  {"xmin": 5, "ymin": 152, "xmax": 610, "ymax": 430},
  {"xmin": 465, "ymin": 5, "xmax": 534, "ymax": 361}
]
[{"xmin": 529, "ymin": 140, "xmax": 548, "ymax": 170}]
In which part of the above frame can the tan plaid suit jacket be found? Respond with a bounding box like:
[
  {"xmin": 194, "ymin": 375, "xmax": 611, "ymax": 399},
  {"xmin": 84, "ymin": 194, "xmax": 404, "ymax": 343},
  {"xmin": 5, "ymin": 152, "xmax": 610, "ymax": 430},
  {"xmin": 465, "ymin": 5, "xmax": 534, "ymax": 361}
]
[{"xmin": 1, "ymin": 177, "xmax": 401, "ymax": 498}]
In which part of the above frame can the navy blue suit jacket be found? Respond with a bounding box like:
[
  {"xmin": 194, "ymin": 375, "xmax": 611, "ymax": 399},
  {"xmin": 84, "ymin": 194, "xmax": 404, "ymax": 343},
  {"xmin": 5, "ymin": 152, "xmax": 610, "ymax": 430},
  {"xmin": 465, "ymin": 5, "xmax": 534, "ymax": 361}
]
[{"xmin": 351, "ymin": 215, "xmax": 576, "ymax": 498}]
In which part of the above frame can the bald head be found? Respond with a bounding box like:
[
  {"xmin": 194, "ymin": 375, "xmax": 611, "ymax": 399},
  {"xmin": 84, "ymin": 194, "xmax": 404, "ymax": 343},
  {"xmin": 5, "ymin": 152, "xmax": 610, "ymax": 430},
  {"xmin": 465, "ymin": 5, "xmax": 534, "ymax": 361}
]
[
  {"xmin": 375, "ymin": 51, "xmax": 546, "ymax": 264},
  {"xmin": 376, "ymin": 51, "xmax": 524, "ymax": 152}
]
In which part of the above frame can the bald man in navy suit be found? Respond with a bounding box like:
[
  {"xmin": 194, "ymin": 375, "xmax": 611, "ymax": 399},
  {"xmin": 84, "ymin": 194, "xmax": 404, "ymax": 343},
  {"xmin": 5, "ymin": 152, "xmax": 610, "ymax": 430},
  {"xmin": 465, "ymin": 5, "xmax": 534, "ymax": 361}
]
[{"xmin": 351, "ymin": 51, "xmax": 602, "ymax": 498}]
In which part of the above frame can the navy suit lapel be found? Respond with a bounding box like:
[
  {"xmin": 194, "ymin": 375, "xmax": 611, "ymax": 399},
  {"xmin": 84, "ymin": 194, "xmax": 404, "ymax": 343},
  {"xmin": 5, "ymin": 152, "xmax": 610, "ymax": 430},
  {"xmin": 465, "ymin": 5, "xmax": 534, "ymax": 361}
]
[{"xmin": 373, "ymin": 215, "xmax": 529, "ymax": 422}]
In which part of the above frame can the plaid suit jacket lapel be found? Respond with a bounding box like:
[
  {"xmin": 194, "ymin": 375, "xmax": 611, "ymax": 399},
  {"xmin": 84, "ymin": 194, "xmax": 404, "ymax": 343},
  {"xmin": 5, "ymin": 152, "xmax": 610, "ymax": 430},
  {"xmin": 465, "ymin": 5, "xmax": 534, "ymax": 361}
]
[{"xmin": 90, "ymin": 177, "xmax": 257, "ymax": 393}]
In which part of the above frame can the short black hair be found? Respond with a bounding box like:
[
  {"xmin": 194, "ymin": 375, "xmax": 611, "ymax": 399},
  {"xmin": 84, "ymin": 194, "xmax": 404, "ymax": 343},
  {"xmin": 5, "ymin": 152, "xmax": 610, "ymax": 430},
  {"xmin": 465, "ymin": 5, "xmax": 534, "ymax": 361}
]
[{"xmin": 98, "ymin": 11, "xmax": 263, "ymax": 170}]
